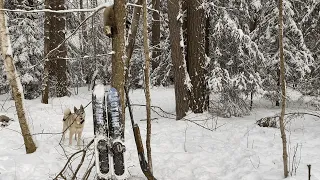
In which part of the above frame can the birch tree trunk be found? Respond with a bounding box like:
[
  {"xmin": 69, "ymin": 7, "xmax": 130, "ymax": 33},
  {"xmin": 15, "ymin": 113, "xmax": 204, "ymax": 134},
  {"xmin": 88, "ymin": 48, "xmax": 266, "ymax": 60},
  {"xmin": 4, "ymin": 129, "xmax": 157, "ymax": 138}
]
[
  {"xmin": 278, "ymin": 0, "xmax": 289, "ymax": 177},
  {"xmin": 0, "ymin": 1, "xmax": 37, "ymax": 154},
  {"xmin": 142, "ymin": 0, "xmax": 153, "ymax": 173}
]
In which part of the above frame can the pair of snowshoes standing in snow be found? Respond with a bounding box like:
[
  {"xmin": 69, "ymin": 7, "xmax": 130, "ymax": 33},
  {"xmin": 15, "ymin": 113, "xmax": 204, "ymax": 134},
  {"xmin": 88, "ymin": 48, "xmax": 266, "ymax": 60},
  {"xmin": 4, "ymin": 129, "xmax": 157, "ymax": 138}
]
[{"xmin": 92, "ymin": 85, "xmax": 126, "ymax": 180}]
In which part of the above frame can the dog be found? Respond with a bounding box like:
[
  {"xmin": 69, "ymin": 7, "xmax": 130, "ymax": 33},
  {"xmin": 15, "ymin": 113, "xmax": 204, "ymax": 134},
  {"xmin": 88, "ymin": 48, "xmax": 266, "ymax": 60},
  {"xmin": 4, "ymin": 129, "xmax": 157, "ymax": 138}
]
[{"xmin": 62, "ymin": 105, "xmax": 86, "ymax": 146}]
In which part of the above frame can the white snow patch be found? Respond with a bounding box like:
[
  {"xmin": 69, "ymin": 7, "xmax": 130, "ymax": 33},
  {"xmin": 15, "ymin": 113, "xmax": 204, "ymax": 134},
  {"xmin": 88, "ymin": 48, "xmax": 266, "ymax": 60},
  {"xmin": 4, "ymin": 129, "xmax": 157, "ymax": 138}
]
[
  {"xmin": 103, "ymin": 0, "xmax": 114, "ymax": 7},
  {"xmin": 0, "ymin": 87, "xmax": 319, "ymax": 179},
  {"xmin": 108, "ymin": 51, "xmax": 115, "ymax": 55},
  {"xmin": 251, "ymin": 0, "xmax": 262, "ymax": 10},
  {"xmin": 93, "ymin": 84, "xmax": 105, "ymax": 99}
]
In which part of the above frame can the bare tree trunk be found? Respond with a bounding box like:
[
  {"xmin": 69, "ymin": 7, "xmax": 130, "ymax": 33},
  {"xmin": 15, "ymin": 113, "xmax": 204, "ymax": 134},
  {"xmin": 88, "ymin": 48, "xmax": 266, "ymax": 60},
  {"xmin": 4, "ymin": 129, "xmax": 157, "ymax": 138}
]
[
  {"xmin": 151, "ymin": 0, "xmax": 160, "ymax": 74},
  {"xmin": 80, "ymin": 0, "xmax": 89, "ymax": 91},
  {"xmin": 168, "ymin": 0, "xmax": 189, "ymax": 120},
  {"xmin": 54, "ymin": 0, "xmax": 68, "ymax": 97},
  {"xmin": 276, "ymin": 69, "xmax": 280, "ymax": 106},
  {"xmin": 278, "ymin": 0, "xmax": 289, "ymax": 177},
  {"xmin": 112, "ymin": 0, "xmax": 126, "ymax": 127},
  {"xmin": 41, "ymin": 0, "xmax": 52, "ymax": 104},
  {"xmin": 187, "ymin": 0, "xmax": 207, "ymax": 113},
  {"xmin": 142, "ymin": 0, "xmax": 153, "ymax": 173},
  {"xmin": 204, "ymin": 17, "xmax": 210, "ymax": 110},
  {"xmin": 0, "ymin": 1, "xmax": 37, "ymax": 153},
  {"xmin": 41, "ymin": 0, "xmax": 67, "ymax": 102},
  {"xmin": 80, "ymin": 0, "xmax": 88, "ymax": 50}
]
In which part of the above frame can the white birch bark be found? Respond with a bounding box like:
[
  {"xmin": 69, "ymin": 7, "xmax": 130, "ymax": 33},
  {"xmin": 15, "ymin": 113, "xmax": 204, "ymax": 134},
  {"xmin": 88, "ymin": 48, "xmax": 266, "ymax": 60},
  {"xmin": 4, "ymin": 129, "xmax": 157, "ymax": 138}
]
[{"xmin": 0, "ymin": 0, "xmax": 37, "ymax": 154}]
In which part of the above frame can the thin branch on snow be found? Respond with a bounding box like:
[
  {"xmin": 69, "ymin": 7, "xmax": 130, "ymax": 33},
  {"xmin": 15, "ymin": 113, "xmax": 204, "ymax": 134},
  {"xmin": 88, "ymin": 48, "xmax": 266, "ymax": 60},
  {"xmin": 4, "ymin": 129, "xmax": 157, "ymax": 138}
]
[
  {"xmin": 0, "ymin": 95, "xmax": 10, "ymax": 111},
  {"xmin": 130, "ymin": 104, "xmax": 226, "ymax": 131},
  {"xmin": 81, "ymin": 153, "xmax": 96, "ymax": 180},
  {"xmin": 82, "ymin": 162, "xmax": 95, "ymax": 180},
  {"xmin": 54, "ymin": 139, "xmax": 94, "ymax": 180},
  {"xmin": 71, "ymin": 147, "xmax": 87, "ymax": 180}
]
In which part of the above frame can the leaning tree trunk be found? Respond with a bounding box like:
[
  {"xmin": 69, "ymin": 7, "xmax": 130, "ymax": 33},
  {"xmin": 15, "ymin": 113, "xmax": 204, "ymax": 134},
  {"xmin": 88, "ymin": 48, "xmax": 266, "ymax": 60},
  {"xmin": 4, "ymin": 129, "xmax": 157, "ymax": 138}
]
[
  {"xmin": 168, "ymin": 0, "xmax": 190, "ymax": 120},
  {"xmin": 142, "ymin": 0, "xmax": 153, "ymax": 173},
  {"xmin": 278, "ymin": 0, "xmax": 289, "ymax": 177},
  {"xmin": 0, "ymin": 1, "xmax": 37, "ymax": 154},
  {"xmin": 187, "ymin": 0, "xmax": 207, "ymax": 113},
  {"xmin": 112, "ymin": 0, "xmax": 126, "ymax": 127},
  {"xmin": 125, "ymin": 0, "xmax": 143, "ymax": 86}
]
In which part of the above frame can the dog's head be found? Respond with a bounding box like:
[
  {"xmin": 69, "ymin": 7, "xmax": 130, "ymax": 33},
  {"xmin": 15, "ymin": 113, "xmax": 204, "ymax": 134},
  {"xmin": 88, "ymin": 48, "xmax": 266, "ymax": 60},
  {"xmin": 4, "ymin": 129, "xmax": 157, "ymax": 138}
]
[{"xmin": 74, "ymin": 105, "xmax": 85, "ymax": 125}]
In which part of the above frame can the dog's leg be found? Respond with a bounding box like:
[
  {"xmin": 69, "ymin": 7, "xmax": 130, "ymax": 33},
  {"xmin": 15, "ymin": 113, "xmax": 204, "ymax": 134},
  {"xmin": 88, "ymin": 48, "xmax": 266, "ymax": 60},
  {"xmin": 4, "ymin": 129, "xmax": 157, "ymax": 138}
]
[
  {"xmin": 77, "ymin": 131, "xmax": 82, "ymax": 146},
  {"xmin": 69, "ymin": 130, "xmax": 74, "ymax": 145}
]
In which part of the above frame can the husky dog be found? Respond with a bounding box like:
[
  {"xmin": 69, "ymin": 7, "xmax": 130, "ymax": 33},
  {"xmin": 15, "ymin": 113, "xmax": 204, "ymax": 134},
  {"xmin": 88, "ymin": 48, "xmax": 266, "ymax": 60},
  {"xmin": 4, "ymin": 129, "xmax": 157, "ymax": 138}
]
[{"xmin": 62, "ymin": 105, "xmax": 86, "ymax": 146}]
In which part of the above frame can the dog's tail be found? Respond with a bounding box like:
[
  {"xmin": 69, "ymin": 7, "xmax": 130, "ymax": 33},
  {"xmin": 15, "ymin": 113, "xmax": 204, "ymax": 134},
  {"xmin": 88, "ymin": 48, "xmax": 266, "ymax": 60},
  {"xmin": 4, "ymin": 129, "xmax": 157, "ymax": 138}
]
[{"xmin": 63, "ymin": 108, "xmax": 72, "ymax": 121}]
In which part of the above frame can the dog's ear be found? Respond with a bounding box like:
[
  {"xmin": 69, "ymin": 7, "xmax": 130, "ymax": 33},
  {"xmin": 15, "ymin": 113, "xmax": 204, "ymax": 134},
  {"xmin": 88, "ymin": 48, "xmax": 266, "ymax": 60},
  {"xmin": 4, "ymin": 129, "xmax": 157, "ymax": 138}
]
[
  {"xmin": 74, "ymin": 106, "xmax": 78, "ymax": 112},
  {"xmin": 80, "ymin": 105, "xmax": 84, "ymax": 111}
]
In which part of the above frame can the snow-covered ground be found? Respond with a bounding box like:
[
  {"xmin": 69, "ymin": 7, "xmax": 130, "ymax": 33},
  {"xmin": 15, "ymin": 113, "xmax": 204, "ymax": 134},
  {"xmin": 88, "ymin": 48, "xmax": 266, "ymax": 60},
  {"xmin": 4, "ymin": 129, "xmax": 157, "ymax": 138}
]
[{"xmin": 0, "ymin": 87, "xmax": 319, "ymax": 180}]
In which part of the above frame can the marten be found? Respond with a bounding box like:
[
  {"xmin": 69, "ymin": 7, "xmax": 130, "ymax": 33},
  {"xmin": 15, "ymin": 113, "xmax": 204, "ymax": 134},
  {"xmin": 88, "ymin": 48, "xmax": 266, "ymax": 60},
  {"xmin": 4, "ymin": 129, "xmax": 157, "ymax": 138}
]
[
  {"xmin": 103, "ymin": 5, "xmax": 115, "ymax": 38},
  {"xmin": 103, "ymin": 5, "xmax": 131, "ymax": 38}
]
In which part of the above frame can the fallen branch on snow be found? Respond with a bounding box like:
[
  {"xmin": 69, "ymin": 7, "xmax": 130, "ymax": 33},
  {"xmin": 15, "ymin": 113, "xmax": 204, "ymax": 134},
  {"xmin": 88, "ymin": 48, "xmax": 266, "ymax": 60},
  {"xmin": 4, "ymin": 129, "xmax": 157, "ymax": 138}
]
[
  {"xmin": 54, "ymin": 139, "xmax": 94, "ymax": 180},
  {"xmin": 256, "ymin": 112, "xmax": 320, "ymax": 128}
]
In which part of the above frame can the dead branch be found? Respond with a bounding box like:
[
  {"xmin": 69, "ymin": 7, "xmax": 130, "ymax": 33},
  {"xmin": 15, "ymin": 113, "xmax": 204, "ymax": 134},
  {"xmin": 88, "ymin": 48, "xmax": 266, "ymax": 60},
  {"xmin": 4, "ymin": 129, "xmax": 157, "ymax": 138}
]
[
  {"xmin": 131, "ymin": 103, "xmax": 226, "ymax": 131},
  {"xmin": 131, "ymin": 104, "xmax": 176, "ymax": 118},
  {"xmin": 71, "ymin": 147, "xmax": 87, "ymax": 180},
  {"xmin": 54, "ymin": 139, "xmax": 94, "ymax": 180},
  {"xmin": 256, "ymin": 112, "xmax": 320, "ymax": 128},
  {"xmin": 82, "ymin": 162, "xmax": 95, "ymax": 180}
]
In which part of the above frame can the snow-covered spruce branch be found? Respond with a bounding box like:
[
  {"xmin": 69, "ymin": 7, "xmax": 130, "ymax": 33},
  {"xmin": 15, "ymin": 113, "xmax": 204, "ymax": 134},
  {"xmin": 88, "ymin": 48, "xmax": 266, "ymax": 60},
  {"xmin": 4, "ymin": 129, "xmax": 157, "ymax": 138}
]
[
  {"xmin": 208, "ymin": 2, "xmax": 238, "ymax": 10},
  {"xmin": 0, "ymin": 3, "xmax": 109, "ymax": 13},
  {"xmin": 49, "ymin": 53, "xmax": 112, "ymax": 61},
  {"xmin": 127, "ymin": 3, "xmax": 159, "ymax": 14},
  {"xmin": 54, "ymin": 139, "xmax": 94, "ymax": 180},
  {"xmin": 8, "ymin": 5, "xmax": 105, "ymax": 86},
  {"xmin": 0, "ymin": 3, "xmax": 159, "ymax": 14}
]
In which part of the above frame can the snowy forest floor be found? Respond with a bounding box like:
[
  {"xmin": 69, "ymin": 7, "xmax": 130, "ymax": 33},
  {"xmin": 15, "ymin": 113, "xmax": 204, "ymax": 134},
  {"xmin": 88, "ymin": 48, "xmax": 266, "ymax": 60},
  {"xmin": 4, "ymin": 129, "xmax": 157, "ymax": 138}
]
[{"xmin": 0, "ymin": 87, "xmax": 320, "ymax": 180}]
